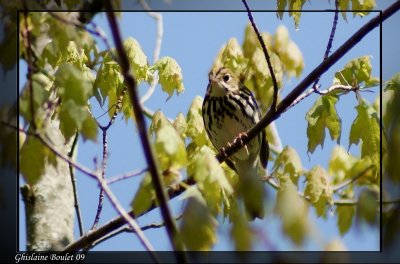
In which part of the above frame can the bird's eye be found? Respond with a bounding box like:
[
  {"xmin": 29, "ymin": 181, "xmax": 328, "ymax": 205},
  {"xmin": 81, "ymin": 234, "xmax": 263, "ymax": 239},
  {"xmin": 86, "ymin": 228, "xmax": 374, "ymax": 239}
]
[{"xmin": 223, "ymin": 74, "xmax": 230, "ymax": 82}]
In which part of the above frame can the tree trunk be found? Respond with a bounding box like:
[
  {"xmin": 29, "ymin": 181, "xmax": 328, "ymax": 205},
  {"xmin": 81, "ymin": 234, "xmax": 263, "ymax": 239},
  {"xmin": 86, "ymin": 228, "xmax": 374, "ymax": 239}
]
[{"xmin": 21, "ymin": 120, "xmax": 75, "ymax": 251}]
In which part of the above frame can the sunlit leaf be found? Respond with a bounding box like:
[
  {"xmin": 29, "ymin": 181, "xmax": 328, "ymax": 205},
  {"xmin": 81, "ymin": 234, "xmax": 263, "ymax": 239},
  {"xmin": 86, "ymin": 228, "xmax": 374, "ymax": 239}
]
[
  {"xmin": 304, "ymin": 166, "xmax": 333, "ymax": 206},
  {"xmin": 229, "ymin": 202, "xmax": 254, "ymax": 251},
  {"xmin": 328, "ymin": 146, "xmax": 357, "ymax": 185},
  {"xmin": 180, "ymin": 192, "xmax": 218, "ymax": 250},
  {"xmin": 188, "ymin": 146, "xmax": 233, "ymax": 215},
  {"xmin": 333, "ymin": 56, "xmax": 378, "ymax": 89},
  {"xmin": 131, "ymin": 173, "xmax": 154, "ymax": 216},
  {"xmin": 213, "ymin": 38, "xmax": 248, "ymax": 76},
  {"xmin": 273, "ymin": 146, "xmax": 303, "ymax": 185},
  {"xmin": 337, "ymin": 205, "xmax": 355, "ymax": 235},
  {"xmin": 20, "ymin": 135, "xmax": 57, "ymax": 185},
  {"xmin": 349, "ymin": 100, "xmax": 380, "ymax": 173},
  {"xmin": 275, "ymin": 179, "xmax": 309, "ymax": 245},
  {"xmin": 187, "ymin": 96, "xmax": 208, "ymax": 147},
  {"xmin": 306, "ymin": 95, "xmax": 341, "ymax": 154},
  {"xmin": 155, "ymin": 125, "xmax": 187, "ymax": 171},
  {"xmin": 123, "ymin": 37, "xmax": 149, "ymax": 83},
  {"xmin": 150, "ymin": 56, "xmax": 184, "ymax": 98},
  {"xmin": 173, "ymin": 112, "xmax": 187, "ymax": 138},
  {"xmin": 356, "ymin": 188, "xmax": 378, "ymax": 225}
]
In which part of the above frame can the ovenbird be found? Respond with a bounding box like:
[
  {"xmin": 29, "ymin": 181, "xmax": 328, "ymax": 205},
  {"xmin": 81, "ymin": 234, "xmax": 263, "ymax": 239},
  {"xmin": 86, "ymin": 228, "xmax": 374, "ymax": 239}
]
[{"xmin": 202, "ymin": 67, "xmax": 269, "ymax": 219}]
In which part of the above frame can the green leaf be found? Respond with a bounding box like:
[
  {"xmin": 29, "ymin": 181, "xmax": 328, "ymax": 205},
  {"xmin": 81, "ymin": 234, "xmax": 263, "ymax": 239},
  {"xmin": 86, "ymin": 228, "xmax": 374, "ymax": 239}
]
[
  {"xmin": 20, "ymin": 135, "xmax": 57, "ymax": 185},
  {"xmin": 351, "ymin": 0, "xmax": 376, "ymax": 17},
  {"xmin": 131, "ymin": 173, "xmax": 154, "ymax": 216},
  {"xmin": 274, "ymin": 25, "xmax": 304, "ymax": 77},
  {"xmin": 123, "ymin": 37, "xmax": 149, "ymax": 83},
  {"xmin": 188, "ymin": 146, "xmax": 233, "ymax": 215},
  {"xmin": 150, "ymin": 57, "xmax": 184, "ymax": 98},
  {"xmin": 94, "ymin": 56, "xmax": 123, "ymax": 106},
  {"xmin": 356, "ymin": 188, "xmax": 378, "ymax": 225},
  {"xmin": 383, "ymin": 74, "xmax": 400, "ymax": 182},
  {"xmin": 19, "ymin": 72, "xmax": 51, "ymax": 123},
  {"xmin": 276, "ymin": 0, "xmax": 287, "ymax": 20},
  {"xmin": 333, "ymin": 56, "xmax": 378, "ymax": 88},
  {"xmin": 229, "ymin": 202, "xmax": 254, "ymax": 251},
  {"xmin": 242, "ymin": 23, "xmax": 273, "ymax": 59},
  {"xmin": 306, "ymin": 95, "xmax": 341, "ymax": 154},
  {"xmin": 328, "ymin": 146, "xmax": 357, "ymax": 185},
  {"xmin": 339, "ymin": 0, "xmax": 350, "ymax": 21},
  {"xmin": 275, "ymin": 179, "xmax": 309, "ymax": 245},
  {"xmin": 213, "ymin": 38, "xmax": 248, "ymax": 76},
  {"xmin": 155, "ymin": 125, "xmax": 187, "ymax": 171},
  {"xmin": 384, "ymin": 73, "xmax": 400, "ymax": 92},
  {"xmin": 186, "ymin": 96, "xmax": 208, "ymax": 147},
  {"xmin": 81, "ymin": 115, "xmax": 98, "ymax": 141},
  {"xmin": 173, "ymin": 112, "xmax": 187, "ymax": 138},
  {"xmin": 304, "ymin": 166, "xmax": 333, "ymax": 205},
  {"xmin": 272, "ymin": 146, "xmax": 303, "ymax": 185},
  {"xmin": 59, "ymin": 100, "xmax": 87, "ymax": 140},
  {"xmin": 180, "ymin": 193, "xmax": 218, "ymax": 250},
  {"xmin": 349, "ymin": 100, "xmax": 380, "ymax": 170},
  {"xmin": 55, "ymin": 63, "xmax": 93, "ymax": 106},
  {"xmin": 288, "ymin": 0, "xmax": 306, "ymax": 29},
  {"xmin": 337, "ymin": 205, "xmax": 355, "ymax": 235},
  {"xmin": 150, "ymin": 111, "xmax": 171, "ymax": 134}
]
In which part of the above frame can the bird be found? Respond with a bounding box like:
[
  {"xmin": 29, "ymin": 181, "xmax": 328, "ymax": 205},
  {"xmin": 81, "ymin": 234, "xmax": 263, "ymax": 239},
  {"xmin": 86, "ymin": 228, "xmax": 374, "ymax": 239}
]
[{"xmin": 202, "ymin": 66, "xmax": 269, "ymax": 219}]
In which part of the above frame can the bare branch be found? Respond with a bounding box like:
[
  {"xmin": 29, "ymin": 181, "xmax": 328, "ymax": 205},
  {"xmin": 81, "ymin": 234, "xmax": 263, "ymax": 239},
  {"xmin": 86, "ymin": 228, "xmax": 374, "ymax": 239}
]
[
  {"xmin": 332, "ymin": 165, "xmax": 374, "ymax": 192},
  {"xmin": 105, "ymin": 7, "xmax": 187, "ymax": 261},
  {"xmin": 312, "ymin": 0, "xmax": 340, "ymax": 93},
  {"xmin": 286, "ymin": 84, "xmax": 358, "ymax": 112},
  {"xmin": 140, "ymin": 0, "xmax": 164, "ymax": 104},
  {"xmin": 242, "ymin": 0, "xmax": 279, "ymax": 112},
  {"xmin": 90, "ymin": 128, "xmax": 108, "ymax": 231},
  {"xmin": 106, "ymin": 168, "xmax": 148, "ymax": 185},
  {"xmin": 68, "ymin": 132, "xmax": 84, "ymax": 237}
]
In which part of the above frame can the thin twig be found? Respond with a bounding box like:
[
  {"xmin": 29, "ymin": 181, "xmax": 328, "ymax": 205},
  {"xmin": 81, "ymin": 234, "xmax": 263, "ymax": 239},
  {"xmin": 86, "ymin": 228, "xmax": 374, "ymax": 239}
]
[
  {"xmin": 62, "ymin": 177, "xmax": 195, "ymax": 252},
  {"xmin": 215, "ymin": 2, "xmax": 400, "ymax": 163},
  {"xmin": 286, "ymin": 84, "xmax": 357, "ymax": 112},
  {"xmin": 332, "ymin": 165, "xmax": 374, "ymax": 192},
  {"xmin": 1, "ymin": 121, "xmax": 98, "ymax": 179},
  {"xmin": 68, "ymin": 132, "xmax": 84, "ymax": 237},
  {"xmin": 242, "ymin": 0, "xmax": 279, "ymax": 112},
  {"xmin": 106, "ymin": 168, "xmax": 148, "ymax": 185},
  {"xmin": 312, "ymin": 0, "xmax": 339, "ymax": 93},
  {"xmin": 90, "ymin": 215, "xmax": 183, "ymax": 250},
  {"xmin": 93, "ymin": 163, "xmax": 158, "ymax": 257},
  {"xmin": 105, "ymin": 7, "xmax": 187, "ymax": 262},
  {"xmin": 139, "ymin": 0, "xmax": 164, "ymax": 104},
  {"xmin": 90, "ymin": 128, "xmax": 108, "ymax": 230}
]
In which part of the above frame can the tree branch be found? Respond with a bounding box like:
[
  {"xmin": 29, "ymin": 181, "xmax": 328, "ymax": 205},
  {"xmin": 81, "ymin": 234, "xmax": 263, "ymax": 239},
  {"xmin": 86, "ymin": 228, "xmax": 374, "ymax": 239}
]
[
  {"xmin": 62, "ymin": 177, "xmax": 195, "ymax": 252},
  {"xmin": 68, "ymin": 132, "xmax": 84, "ymax": 237},
  {"xmin": 215, "ymin": 1, "xmax": 400, "ymax": 163},
  {"xmin": 332, "ymin": 165, "xmax": 374, "ymax": 192},
  {"xmin": 286, "ymin": 84, "xmax": 359, "ymax": 112},
  {"xmin": 242, "ymin": 0, "xmax": 279, "ymax": 112},
  {"xmin": 311, "ymin": 0, "xmax": 339, "ymax": 93},
  {"xmin": 139, "ymin": 0, "xmax": 164, "ymax": 104},
  {"xmin": 105, "ymin": 7, "xmax": 187, "ymax": 262},
  {"xmin": 106, "ymin": 168, "xmax": 148, "ymax": 185}
]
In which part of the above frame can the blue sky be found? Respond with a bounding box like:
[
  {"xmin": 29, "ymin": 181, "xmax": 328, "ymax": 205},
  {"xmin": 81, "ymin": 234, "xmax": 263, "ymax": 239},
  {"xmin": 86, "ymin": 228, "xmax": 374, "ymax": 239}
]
[{"xmin": 18, "ymin": 2, "xmax": 390, "ymax": 252}]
